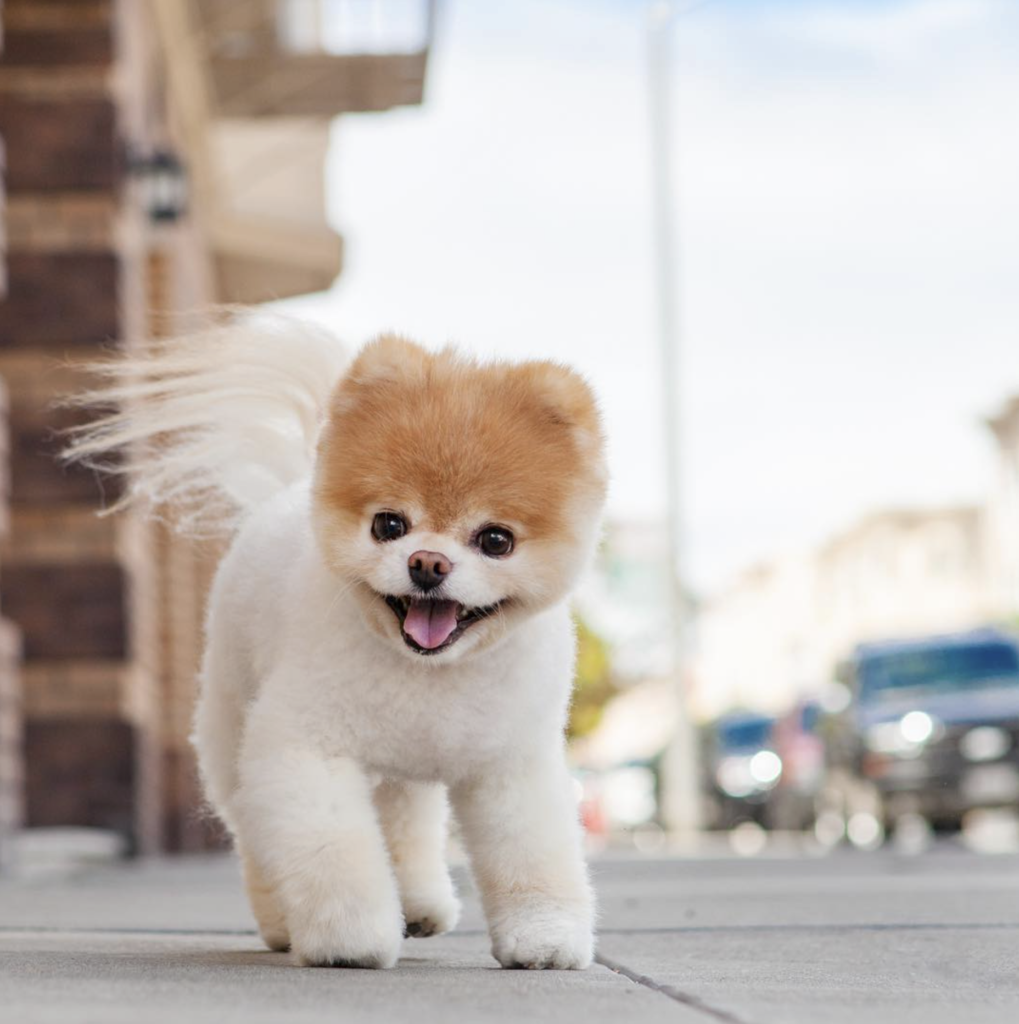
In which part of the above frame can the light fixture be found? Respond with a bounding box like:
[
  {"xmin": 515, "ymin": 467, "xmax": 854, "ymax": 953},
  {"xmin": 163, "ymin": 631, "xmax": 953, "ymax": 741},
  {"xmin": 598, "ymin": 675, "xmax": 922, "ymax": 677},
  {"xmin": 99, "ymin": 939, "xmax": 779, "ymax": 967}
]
[
  {"xmin": 129, "ymin": 148, "xmax": 188, "ymax": 224},
  {"xmin": 900, "ymin": 711, "xmax": 935, "ymax": 745}
]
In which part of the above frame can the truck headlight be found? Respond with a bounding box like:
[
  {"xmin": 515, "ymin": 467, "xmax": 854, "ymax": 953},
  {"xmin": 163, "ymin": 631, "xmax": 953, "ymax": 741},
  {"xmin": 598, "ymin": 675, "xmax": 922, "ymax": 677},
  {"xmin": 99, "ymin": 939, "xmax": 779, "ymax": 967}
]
[
  {"xmin": 960, "ymin": 726, "xmax": 1011, "ymax": 762},
  {"xmin": 900, "ymin": 711, "xmax": 934, "ymax": 744},
  {"xmin": 865, "ymin": 712, "xmax": 940, "ymax": 755}
]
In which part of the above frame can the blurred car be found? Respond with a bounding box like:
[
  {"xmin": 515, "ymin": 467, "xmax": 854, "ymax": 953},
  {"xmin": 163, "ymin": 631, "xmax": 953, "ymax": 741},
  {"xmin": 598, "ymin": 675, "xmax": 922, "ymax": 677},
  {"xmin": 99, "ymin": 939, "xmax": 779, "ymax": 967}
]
[
  {"xmin": 823, "ymin": 627, "xmax": 1019, "ymax": 834},
  {"xmin": 764, "ymin": 700, "xmax": 825, "ymax": 830},
  {"xmin": 575, "ymin": 761, "xmax": 661, "ymax": 851},
  {"xmin": 702, "ymin": 712, "xmax": 780, "ymax": 828}
]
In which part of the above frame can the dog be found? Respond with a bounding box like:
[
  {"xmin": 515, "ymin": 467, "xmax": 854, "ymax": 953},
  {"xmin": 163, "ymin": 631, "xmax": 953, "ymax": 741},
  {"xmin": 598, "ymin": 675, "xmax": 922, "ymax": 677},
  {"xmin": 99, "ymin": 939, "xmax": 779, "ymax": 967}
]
[{"xmin": 66, "ymin": 314, "xmax": 608, "ymax": 969}]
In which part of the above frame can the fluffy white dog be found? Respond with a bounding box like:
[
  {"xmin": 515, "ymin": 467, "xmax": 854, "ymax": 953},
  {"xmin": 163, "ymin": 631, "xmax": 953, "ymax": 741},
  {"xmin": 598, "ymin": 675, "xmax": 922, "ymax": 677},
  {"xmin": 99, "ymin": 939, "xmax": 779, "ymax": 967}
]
[{"xmin": 67, "ymin": 316, "xmax": 608, "ymax": 970}]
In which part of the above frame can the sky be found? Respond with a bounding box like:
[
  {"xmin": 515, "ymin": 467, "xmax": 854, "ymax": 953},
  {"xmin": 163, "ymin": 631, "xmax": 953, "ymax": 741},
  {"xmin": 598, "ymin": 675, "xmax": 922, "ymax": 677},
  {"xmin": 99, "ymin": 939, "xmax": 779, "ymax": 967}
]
[{"xmin": 279, "ymin": 0, "xmax": 1019, "ymax": 595}]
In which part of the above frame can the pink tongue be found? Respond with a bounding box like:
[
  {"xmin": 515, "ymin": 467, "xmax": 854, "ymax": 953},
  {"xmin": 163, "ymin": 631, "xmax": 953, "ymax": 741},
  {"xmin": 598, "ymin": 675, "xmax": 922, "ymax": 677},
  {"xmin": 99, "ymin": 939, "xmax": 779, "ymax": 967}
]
[{"xmin": 403, "ymin": 599, "xmax": 460, "ymax": 650}]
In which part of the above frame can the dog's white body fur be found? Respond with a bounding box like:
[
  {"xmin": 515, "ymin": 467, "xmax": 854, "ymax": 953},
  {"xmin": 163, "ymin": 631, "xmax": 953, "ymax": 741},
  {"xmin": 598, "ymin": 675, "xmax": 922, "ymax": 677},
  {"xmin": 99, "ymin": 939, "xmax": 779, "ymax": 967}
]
[
  {"xmin": 199, "ymin": 482, "xmax": 591, "ymax": 968},
  {"xmin": 68, "ymin": 316, "xmax": 600, "ymax": 970}
]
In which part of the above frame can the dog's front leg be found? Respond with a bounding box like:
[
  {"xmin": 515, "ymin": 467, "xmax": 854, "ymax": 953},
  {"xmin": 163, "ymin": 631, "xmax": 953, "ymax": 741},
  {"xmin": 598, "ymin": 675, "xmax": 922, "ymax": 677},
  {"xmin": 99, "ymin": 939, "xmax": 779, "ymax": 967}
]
[
  {"xmin": 233, "ymin": 701, "xmax": 403, "ymax": 968},
  {"xmin": 452, "ymin": 753, "xmax": 594, "ymax": 970},
  {"xmin": 375, "ymin": 779, "xmax": 461, "ymax": 938}
]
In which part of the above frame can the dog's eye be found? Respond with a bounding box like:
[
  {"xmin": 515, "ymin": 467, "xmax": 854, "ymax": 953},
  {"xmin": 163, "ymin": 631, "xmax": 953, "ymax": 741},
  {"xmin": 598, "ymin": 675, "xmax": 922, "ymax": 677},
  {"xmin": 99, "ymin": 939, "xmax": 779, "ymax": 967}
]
[
  {"xmin": 477, "ymin": 526, "xmax": 514, "ymax": 558},
  {"xmin": 372, "ymin": 512, "xmax": 408, "ymax": 542}
]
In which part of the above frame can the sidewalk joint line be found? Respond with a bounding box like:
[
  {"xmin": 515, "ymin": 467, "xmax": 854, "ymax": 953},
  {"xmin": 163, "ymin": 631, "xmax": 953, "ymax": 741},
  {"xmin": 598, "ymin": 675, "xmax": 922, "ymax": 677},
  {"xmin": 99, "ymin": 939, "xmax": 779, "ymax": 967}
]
[
  {"xmin": 597, "ymin": 953, "xmax": 755, "ymax": 1024},
  {"xmin": 599, "ymin": 921, "xmax": 1019, "ymax": 934}
]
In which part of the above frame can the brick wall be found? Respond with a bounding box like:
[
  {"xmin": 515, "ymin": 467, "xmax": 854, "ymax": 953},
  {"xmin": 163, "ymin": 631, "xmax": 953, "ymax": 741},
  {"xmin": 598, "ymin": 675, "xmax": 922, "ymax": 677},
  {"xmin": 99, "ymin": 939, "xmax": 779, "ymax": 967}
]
[
  {"xmin": 0, "ymin": 617, "xmax": 23, "ymax": 870},
  {"xmin": 0, "ymin": 0, "xmax": 163, "ymax": 854},
  {"xmin": 0, "ymin": 376, "xmax": 26, "ymax": 869},
  {"xmin": 1, "ymin": 0, "xmax": 6, "ymax": 300},
  {"xmin": 0, "ymin": 0, "xmax": 27, "ymax": 872},
  {"xmin": 0, "ymin": 0, "xmax": 229, "ymax": 856}
]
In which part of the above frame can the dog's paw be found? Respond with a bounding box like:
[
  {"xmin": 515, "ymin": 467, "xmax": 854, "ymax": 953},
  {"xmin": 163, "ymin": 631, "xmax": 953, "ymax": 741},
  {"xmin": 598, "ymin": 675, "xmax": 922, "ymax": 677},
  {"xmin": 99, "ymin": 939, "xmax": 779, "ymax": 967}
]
[
  {"xmin": 491, "ymin": 906, "xmax": 594, "ymax": 970},
  {"xmin": 289, "ymin": 896, "xmax": 403, "ymax": 969},
  {"xmin": 402, "ymin": 887, "xmax": 461, "ymax": 938}
]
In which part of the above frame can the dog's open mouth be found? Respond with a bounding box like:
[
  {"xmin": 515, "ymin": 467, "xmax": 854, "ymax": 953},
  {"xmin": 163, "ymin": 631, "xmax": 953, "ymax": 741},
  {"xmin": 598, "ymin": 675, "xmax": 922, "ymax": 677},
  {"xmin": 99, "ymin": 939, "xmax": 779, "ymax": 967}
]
[{"xmin": 384, "ymin": 595, "xmax": 502, "ymax": 654}]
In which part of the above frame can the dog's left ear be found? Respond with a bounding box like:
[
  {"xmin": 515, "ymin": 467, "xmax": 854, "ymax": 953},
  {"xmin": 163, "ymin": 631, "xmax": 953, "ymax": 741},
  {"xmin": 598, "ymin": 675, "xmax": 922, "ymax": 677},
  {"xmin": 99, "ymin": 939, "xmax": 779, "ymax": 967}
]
[
  {"xmin": 515, "ymin": 361, "xmax": 605, "ymax": 468},
  {"xmin": 517, "ymin": 361, "xmax": 601, "ymax": 429}
]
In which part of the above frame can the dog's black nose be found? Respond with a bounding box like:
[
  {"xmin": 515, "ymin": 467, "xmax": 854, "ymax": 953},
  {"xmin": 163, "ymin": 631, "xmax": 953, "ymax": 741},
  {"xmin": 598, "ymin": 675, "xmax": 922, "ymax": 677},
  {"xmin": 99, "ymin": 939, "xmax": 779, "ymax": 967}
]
[{"xmin": 408, "ymin": 550, "xmax": 452, "ymax": 591}]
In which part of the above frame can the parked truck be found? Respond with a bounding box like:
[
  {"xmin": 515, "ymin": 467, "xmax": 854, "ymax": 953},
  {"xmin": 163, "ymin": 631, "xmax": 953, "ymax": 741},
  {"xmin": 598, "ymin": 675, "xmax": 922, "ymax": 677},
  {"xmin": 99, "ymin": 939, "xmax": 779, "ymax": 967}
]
[{"xmin": 821, "ymin": 628, "xmax": 1019, "ymax": 838}]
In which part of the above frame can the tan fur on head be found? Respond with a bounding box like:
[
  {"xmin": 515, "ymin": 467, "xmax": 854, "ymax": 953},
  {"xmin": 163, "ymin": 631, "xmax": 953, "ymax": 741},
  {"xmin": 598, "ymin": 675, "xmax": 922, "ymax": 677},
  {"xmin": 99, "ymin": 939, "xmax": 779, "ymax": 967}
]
[
  {"xmin": 311, "ymin": 335, "xmax": 608, "ymax": 657},
  {"xmin": 316, "ymin": 335, "xmax": 606, "ymax": 538}
]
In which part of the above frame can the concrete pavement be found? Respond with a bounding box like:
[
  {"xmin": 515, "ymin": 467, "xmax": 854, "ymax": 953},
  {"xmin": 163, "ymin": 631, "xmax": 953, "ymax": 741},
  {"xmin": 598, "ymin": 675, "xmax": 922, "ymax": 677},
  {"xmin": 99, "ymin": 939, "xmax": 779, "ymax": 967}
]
[{"xmin": 1, "ymin": 842, "xmax": 1018, "ymax": 1023}]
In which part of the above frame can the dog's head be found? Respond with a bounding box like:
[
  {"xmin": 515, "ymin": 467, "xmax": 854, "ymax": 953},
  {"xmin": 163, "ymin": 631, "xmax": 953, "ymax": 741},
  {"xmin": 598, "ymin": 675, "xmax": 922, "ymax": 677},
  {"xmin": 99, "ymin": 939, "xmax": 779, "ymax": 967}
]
[{"xmin": 312, "ymin": 335, "xmax": 607, "ymax": 663}]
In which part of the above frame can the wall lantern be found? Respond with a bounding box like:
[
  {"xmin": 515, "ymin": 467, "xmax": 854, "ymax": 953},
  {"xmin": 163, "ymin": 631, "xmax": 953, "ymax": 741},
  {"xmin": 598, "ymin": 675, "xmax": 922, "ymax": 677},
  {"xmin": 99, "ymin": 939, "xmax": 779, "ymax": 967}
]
[{"xmin": 129, "ymin": 149, "xmax": 189, "ymax": 224}]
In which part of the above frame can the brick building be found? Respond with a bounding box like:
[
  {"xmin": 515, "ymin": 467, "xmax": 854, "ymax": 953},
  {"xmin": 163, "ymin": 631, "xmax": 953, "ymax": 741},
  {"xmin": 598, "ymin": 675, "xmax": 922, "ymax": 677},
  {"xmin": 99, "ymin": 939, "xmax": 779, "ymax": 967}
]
[
  {"xmin": 0, "ymin": 4, "xmax": 27, "ymax": 871},
  {"xmin": 0, "ymin": 377, "xmax": 25, "ymax": 869},
  {"xmin": 0, "ymin": 0, "xmax": 433, "ymax": 855}
]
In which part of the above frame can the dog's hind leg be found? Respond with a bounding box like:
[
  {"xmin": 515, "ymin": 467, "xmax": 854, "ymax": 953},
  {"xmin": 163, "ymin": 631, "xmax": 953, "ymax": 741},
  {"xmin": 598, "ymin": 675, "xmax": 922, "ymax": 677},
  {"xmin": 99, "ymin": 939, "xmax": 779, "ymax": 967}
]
[{"xmin": 375, "ymin": 779, "xmax": 461, "ymax": 938}]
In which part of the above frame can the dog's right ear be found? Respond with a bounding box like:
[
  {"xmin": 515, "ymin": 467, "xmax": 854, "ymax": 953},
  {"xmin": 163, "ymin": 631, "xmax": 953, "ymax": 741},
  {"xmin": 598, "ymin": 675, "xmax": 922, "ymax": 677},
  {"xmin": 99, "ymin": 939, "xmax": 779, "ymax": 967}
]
[
  {"xmin": 345, "ymin": 334, "xmax": 431, "ymax": 389},
  {"xmin": 329, "ymin": 334, "xmax": 431, "ymax": 417}
]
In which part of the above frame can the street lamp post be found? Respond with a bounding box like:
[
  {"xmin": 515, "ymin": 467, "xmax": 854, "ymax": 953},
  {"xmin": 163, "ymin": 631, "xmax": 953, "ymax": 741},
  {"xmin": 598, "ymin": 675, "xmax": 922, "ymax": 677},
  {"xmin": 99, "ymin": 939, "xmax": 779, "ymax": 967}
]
[{"xmin": 647, "ymin": 0, "xmax": 702, "ymax": 841}]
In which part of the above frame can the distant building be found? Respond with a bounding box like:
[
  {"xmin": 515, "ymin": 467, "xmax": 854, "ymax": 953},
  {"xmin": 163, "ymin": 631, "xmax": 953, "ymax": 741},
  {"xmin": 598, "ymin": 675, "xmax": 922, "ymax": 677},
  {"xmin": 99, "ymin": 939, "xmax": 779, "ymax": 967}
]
[
  {"xmin": 693, "ymin": 551, "xmax": 818, "ymax": 719},
  {"xmin": 693, "ymin": 506, "xmax": 993, "ymax": 718},
  {"xmin": 813, "ymin": 506, "xmax": 991, "ymax": 660},
  {"xmin": 578, "ymin": 519, "xmax": 674, "ymax": 682},
  {"xmin": 986, "ymin": 396, "xmax": 1019, "ymax": 621}
]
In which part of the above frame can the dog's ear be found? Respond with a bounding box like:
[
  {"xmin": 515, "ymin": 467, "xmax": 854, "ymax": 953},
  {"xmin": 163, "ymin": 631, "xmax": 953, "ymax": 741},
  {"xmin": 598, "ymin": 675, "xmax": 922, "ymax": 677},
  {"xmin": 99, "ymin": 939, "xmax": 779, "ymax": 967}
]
[
  {"xmin": 346, "ymin": 334, "xmax": 431, "ymax": 389},
  {"xmin": 515, "ymin": 361, "xmax": 603, "ymax": 438},
  {"xmin": 330, "ymin": 334, "xmax": 431, "ymax": 416},
  {"xmin": 514, "ymin": 361, "xmax": 606, "ymax": 481}
]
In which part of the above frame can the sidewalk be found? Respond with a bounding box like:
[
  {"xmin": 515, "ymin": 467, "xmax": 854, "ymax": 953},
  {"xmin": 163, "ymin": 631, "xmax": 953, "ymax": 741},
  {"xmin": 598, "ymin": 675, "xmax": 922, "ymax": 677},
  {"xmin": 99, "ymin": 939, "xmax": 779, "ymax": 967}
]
[{"xmin": 2, "ymin": 844, "xmax": 1018, "ymax": 1023}]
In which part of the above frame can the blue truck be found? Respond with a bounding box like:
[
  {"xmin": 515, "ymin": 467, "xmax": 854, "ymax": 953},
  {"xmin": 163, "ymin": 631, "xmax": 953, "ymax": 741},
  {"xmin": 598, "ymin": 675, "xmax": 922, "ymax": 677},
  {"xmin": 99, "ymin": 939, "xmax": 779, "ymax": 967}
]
[{"xmin": 826, "ymin": 628, "xmax": 1019, "ymax": 833}]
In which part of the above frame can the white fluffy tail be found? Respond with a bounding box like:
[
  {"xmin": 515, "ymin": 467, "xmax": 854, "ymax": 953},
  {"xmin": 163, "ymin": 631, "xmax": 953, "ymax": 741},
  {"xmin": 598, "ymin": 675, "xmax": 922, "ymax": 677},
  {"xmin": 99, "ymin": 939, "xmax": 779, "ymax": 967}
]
[{"xmin": 63, "ymin": 311, "xmax": 350, "ymax": 534}]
